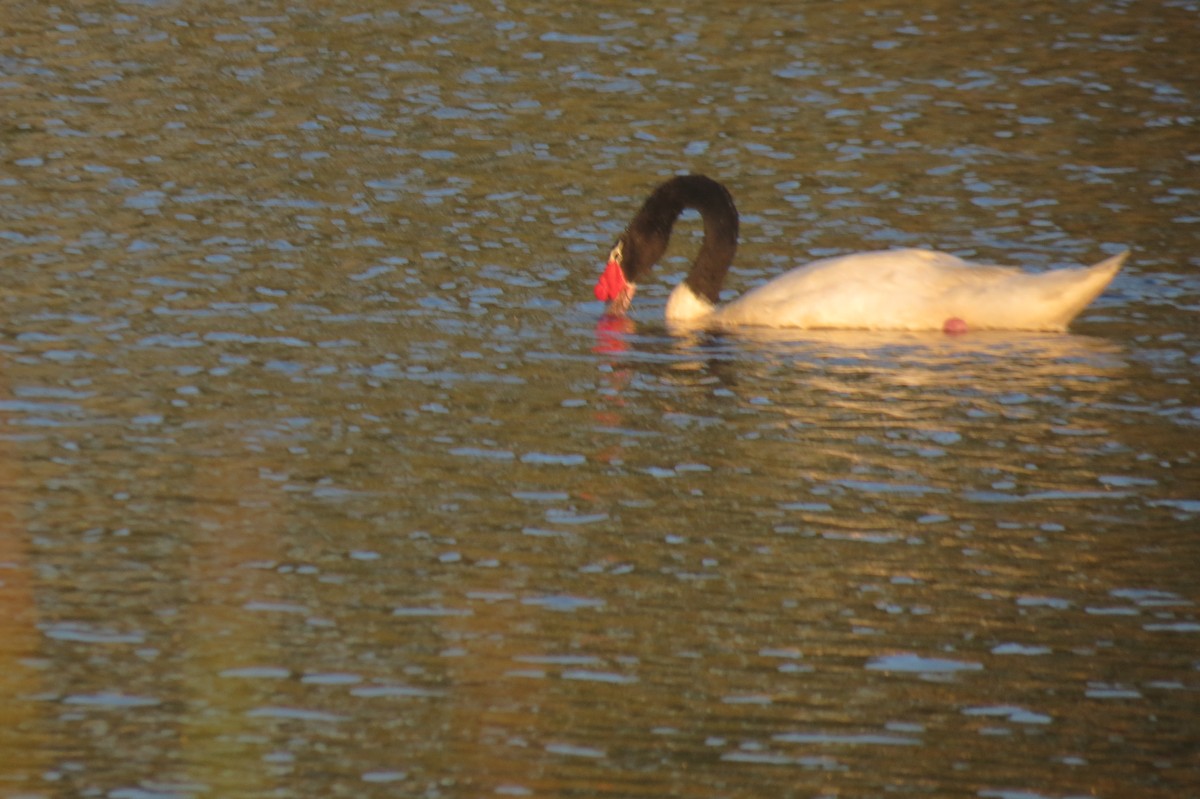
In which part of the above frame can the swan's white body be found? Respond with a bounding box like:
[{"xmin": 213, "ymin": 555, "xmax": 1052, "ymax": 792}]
[{"xmin": 665, "ymin": 248, "xmax": 1127, "ymax": 332}]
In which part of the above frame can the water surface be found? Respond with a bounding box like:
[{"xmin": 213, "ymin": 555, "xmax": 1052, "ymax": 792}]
[{"xmin": 2, "ymin": 1, "xmax": 1198, "ymax": 798}]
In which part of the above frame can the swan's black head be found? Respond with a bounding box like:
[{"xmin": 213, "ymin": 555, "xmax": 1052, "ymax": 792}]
[
  {"xmin": 593, "ymin": 175, "xmax": 739, "ymax": 315},
  {"xmin": 594, "ymin": 237, "xmax": 638, "ymax": 315}
]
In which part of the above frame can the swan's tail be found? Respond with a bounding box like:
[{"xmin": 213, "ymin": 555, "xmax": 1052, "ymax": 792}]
[
  {"xmin": 961, "ymin": 250, "xmax": 1127, "ymax": 331},
  {"xmin": 1039, "ymin": 250, "xmax": 1128, "ymax": 330}
]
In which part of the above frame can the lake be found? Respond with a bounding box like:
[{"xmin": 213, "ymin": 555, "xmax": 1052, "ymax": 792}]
[{"xmin": 1, "ymin": 1, "xmax": 1198, "ymax": 797}]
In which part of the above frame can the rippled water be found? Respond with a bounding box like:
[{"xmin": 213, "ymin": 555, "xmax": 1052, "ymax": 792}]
[{"xmin": 3, "ymin": 1, "xmax": 1199, "ymax": 797}]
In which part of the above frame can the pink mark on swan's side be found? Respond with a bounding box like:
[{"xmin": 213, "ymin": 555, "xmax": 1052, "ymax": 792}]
[{"xmin": 942, "ymin": 317, "xmax": 968, "ymax": 334}]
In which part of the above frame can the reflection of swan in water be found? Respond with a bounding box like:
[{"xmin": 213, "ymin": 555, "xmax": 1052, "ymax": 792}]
[
  {"xmin": 594, "ymin": 175, "xmax": 1127, "ymax": 333},
  {"xmin": 588, "ymin": 320, "xmax": 1134, "ymax": 516},
  {"xmin": 683, "ymin": 327, "xmax": 1127, "ymax": 389},
  {"xmin": 595, "ymin": 317, "xmax": 1128, "ymax": 404},
  {"xmin": 701, "ymin": 325, "xmax": 1127, "ymax": 358}
]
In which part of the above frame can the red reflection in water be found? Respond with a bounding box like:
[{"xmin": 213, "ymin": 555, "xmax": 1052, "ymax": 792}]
[
  {"xmin": 593, "ymin": 314, "xmax": 634, "ymax": 355},
  {"xmin": 591, "ymin": 316, "xmax": 637, "ymax": 465}
]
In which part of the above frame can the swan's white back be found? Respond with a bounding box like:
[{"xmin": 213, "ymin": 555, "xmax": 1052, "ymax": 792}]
[{"xmin": 690, "ymin": 248, "xmax": 1127, "ymax": 332}]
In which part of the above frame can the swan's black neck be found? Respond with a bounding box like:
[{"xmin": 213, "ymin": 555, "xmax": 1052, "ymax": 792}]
[{"xmin": 619, "ymin": 174, "xmax": 739, "ymax": 304}]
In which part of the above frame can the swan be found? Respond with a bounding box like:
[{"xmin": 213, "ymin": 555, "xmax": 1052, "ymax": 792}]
[{"xmin": 592, "ymin": 174, "xmax": 1127, "ymax": 332}]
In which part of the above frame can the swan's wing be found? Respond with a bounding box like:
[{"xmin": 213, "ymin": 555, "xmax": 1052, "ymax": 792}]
[
  {"xmin": 716, "ymin": 249, "xmax": 1014, "ymax": 329},
  {"xmin": 714, "ymin": 248, "xmax": 1126, "ymax": 331}
]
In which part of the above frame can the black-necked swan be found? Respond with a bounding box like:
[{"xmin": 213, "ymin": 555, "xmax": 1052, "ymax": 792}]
[{"xmin": 592, "ymin": 174, "xmax": 1127, "ymax": 333}]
